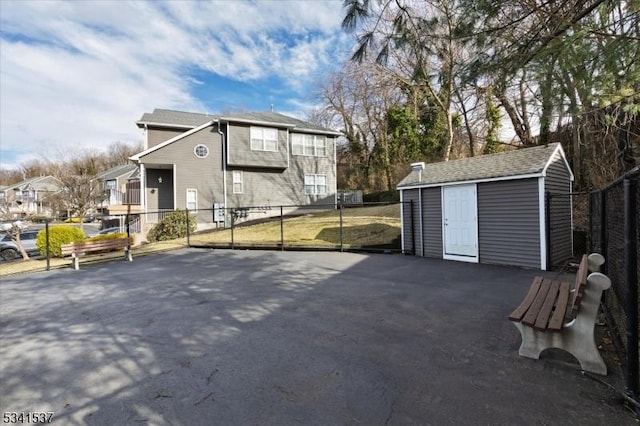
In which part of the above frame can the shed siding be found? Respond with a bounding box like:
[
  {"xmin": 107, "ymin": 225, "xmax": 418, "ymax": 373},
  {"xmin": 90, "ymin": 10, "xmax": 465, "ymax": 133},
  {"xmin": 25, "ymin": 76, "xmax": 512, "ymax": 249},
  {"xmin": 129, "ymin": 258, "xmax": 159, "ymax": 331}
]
[
  {"xmin": 477, "ymin": 179, "xmax": 541, "ymax": 268},
  {"xmin": 421, "ymin": 187, "xmax": 442, "ymax": 258},
  {"xmin": 546, "ymin": 151, "xmax": 573, "ymax": 266},
  {"xmin": 401, "ymin": 189, "xmax": 419, "ymax": 254}
]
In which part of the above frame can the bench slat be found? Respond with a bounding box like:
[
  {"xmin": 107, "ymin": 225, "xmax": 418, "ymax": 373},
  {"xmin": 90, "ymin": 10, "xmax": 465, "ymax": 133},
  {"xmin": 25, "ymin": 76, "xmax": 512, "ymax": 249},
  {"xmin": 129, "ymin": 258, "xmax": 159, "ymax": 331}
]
[
  {"xmin": 569, "ymin": 254, "xmax": 589, "ymax": 318},
  {"xmin": 508, "ymin": 276, "xmax": 544, "ymax": 322},
  {"xmin": 547, "ymin": 281, "xmax": 571, "ymax": 331},
  {"xmin": 533, "ymin": 280, "xmax": 561, "ymax": 331},
  {"xmin": 522, "ymin": 280, "xmax": 553, "ymax": 327}
]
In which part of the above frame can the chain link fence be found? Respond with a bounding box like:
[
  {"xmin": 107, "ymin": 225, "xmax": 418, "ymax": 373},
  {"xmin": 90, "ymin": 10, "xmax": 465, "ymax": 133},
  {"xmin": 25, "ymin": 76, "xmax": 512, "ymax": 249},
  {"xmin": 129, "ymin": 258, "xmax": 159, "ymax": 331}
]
[{"xmin": 589, "ymin": 167, "xmax": 639, "ymax": 406}]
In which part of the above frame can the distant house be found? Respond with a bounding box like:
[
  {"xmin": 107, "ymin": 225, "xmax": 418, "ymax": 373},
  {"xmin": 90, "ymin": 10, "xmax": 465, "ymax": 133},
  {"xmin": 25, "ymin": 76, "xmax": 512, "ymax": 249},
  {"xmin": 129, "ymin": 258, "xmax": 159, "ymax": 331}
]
[
  {"xmin": 96, "ymin": 164, "xmax": 141, "ymax": 216},
  {"xmin": 0, "ymin": 176, "xmax": 63, "ymax": 218},
  {"xmin": 397, "ymin": 143, "xmax": 574, "ymax": 270},
  {"xmin": 129, "ymin": 109, "xmax": 341, "ymax": 228}
]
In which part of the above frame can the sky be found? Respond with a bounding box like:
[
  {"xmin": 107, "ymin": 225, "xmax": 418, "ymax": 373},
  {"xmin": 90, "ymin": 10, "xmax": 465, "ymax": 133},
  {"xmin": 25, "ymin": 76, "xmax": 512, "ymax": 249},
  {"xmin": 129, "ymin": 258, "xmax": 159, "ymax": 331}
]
[{"xmin": 0, "ymin": 0, "xmax": 353, "ymax": 171}]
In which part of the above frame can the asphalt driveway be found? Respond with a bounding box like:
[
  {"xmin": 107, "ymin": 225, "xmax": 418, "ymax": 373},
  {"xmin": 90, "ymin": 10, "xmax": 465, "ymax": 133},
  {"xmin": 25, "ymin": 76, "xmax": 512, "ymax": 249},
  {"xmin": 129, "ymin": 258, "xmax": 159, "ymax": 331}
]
[{"xmin": 0, "ymin": 249, "xmax": 633, "ymax": 425}]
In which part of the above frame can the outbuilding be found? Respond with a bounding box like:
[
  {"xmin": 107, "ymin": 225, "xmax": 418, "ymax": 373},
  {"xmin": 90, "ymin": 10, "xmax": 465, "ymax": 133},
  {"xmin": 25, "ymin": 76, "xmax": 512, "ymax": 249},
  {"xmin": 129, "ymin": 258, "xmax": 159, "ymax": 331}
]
[{"xmin": 397, "ymin": 143, "xmax": 574, "ymax": 270}]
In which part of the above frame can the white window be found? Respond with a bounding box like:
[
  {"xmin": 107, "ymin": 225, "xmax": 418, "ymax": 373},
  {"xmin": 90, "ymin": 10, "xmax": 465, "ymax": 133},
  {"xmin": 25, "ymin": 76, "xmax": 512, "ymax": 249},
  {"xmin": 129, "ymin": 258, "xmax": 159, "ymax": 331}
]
[
  {"xmin": 292, "ymin": 134, "xmax": 327, "ymax": 157},
  {"xmin": 250, "ymin": 126, "xmax": 278, "ymax": 151},
  {"xmin": 186, "ymin": 188, "xmax": 198, "ymax": 212},
  {"xmin": 233, "ymin": 171, "xmax": 243, "ymax": 194},
  {"xmin": 304, "ymin": 174, "xmax": 327, "ymax": 195},
  {"xmin": 194, "ymin": 144, "xmax": 209, "ymax": 158}
]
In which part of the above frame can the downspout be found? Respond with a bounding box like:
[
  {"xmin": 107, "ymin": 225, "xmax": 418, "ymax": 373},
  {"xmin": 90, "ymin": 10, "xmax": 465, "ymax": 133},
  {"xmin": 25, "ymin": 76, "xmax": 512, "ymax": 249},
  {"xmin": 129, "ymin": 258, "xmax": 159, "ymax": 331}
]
[{"xmin": 216, "ymin": 120, "xmax": 228, "ymax": 212}]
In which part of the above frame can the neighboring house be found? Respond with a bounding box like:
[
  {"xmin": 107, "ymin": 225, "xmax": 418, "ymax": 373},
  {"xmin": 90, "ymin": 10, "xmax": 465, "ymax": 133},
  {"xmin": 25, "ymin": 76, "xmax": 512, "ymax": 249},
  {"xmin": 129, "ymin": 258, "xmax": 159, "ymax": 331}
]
[
  {"xmin": 0, "ymin": 176, "xmax": 63, "ymax": 218},
  {"xmin": 130, "ymin": 109, "xmax": 341, "ymax": 227},
  {"xmin": 397, "ymin": 143, "xmax": 574, "ymax": 270},
  {"xmin": 96, "ymin": 164, "xmax": 142, "ymax": 215}
]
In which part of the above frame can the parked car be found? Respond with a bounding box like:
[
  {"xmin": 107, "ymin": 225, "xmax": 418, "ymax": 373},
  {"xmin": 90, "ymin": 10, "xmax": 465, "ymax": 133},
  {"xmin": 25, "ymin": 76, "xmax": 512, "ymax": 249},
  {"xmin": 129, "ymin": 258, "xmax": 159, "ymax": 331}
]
[
  {"xmin": 97, "ymin": 227, "xmax": 124, "ymax": 235},
  {"xmin": 0, "ymin": 230, "xmax": 41, "ymax": 260}
]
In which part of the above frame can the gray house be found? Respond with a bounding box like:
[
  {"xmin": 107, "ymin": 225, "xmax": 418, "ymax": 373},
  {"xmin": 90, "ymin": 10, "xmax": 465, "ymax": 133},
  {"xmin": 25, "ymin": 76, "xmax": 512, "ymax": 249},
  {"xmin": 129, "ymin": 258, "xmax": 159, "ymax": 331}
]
[
  {"xmin": 130, "ymin": 109, "xmax": 341, "ymax": 227},
  {"xmin": 397, "ymin": 143, "xmax": 574, "ymax": 270}
]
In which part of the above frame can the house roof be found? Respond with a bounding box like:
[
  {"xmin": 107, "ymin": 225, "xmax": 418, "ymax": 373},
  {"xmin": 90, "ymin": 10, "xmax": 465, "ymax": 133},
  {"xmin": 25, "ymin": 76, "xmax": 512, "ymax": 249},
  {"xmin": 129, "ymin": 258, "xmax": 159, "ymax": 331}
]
[
  {"xmin": 97, "ymin": 164, "xmax": 138, "ymax": 181},
  {"xmin": 8, "ymin": 176, "xmax": 63, "ymax": 192},
  {"xmin": 397, "ymin": 143, "xmax": 572, "ymax": 189},
  {"xmin": 136, "ymin": 108, "xmax": 341, "ymax": 135}
]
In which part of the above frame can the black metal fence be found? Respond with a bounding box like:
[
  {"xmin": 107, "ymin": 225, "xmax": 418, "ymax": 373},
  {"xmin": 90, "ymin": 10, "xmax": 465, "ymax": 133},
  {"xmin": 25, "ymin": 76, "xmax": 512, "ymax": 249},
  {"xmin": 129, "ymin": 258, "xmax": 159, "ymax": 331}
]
[
  {"xmin": 140, "ymin": 202, "xmax": 404, "ymax": 253},
  {"xmin": 588, "ymin": 167, "xmax": 639, "ymax": 407},
  {"xmin": 546, "ymin": 167, "xmax": 639, "ymax": 409}
]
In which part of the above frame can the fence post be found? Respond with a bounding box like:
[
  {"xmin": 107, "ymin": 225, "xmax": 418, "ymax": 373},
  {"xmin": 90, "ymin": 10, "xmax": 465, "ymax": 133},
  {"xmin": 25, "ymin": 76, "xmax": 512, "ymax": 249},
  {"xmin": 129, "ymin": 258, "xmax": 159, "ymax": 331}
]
[
  {"xmin": 339, "ymin": 203, "xmax": 344, "ymax": 252},
  {"xmin": 185, "ymin": 208, "xmax": 190, "ymax": 247},
  {"xmin": 545, "ymin": 191, "xmax": 551, "ymax": 268},
  {"xmin": 410, "ymin": 199, "xmax": 415, "ymax": 255},
  {"xmin": 45, "ymin": 219, "xmax": 50, "ymax": 271},
  {"xmin": 624, "ymin": 178, "xmax": 639, "ymax": 402},
  {"xmin": 600, "ymin": 190, "xmax": 607, "ymax": 274},
  {"xmin": 230, "ymin": 209, "xmax": 235, "ymax": 250},
  {"xmin": 280, "ymin": 206, "xmax": 284, "ymax": 251}
]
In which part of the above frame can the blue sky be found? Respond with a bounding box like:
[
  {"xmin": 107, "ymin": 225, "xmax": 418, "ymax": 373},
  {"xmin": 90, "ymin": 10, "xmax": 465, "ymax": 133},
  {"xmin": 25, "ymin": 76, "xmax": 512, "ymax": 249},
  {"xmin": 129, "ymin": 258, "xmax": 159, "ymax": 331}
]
[{"xmin": 0, "ymin": 0, "xmax": 352, "ymax": 170}]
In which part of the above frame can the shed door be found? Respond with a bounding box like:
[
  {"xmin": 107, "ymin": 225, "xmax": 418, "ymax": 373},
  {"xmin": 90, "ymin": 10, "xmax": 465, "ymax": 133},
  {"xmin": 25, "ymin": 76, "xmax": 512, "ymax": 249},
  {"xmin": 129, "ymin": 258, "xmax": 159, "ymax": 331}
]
[{"xmin": 443, "ymin": 185, "xmax": 477, "ymax": 258}]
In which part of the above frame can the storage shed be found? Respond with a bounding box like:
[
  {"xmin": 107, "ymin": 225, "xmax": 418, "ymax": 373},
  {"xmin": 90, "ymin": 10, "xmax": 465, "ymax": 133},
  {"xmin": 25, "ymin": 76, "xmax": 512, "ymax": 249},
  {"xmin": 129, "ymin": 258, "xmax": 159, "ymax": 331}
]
[{"xmin": 397, "ymin": 143, "xmax": 574, "ymax": 270}]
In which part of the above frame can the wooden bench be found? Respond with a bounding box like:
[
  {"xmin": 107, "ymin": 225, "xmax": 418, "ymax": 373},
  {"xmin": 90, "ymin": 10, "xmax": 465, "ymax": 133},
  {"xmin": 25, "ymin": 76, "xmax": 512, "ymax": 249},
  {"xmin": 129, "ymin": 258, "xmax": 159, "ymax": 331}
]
[
  {"xmin": 508, "ymin": 253, "xmax": 611, "ymax": 375},
  {"xmin": 61, "ymin": 238, "xmax": 133, "ymax": 270}
]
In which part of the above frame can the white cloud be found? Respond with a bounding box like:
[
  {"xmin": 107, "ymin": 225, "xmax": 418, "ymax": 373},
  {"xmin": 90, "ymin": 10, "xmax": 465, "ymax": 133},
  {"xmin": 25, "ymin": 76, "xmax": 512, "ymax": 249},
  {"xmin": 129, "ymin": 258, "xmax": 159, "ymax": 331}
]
[{"xmin": 0, "ymin": 0, "xmax": 350, "ymax": 170}]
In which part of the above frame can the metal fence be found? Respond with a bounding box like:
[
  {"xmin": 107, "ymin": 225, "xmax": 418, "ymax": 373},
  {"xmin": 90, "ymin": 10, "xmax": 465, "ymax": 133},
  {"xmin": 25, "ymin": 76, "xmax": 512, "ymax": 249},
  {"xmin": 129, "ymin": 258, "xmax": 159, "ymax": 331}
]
[
  {"xmin": 546, "ymin": 167, "xmax": 639, "ymax": 409},
  {"xmin": 141, "ymin": 202, "xmax": 404, "ymax": 253},
  {"xmin": 588, "ymin": 167, "xmax": 639, "ymax": 407}
]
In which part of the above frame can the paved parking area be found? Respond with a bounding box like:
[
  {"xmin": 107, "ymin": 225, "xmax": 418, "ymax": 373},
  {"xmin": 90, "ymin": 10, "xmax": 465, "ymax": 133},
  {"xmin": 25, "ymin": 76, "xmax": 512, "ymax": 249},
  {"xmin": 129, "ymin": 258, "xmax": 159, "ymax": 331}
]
[{"xmin": 0, "ymin": 249, "xmax": 633, "ymax": 425}]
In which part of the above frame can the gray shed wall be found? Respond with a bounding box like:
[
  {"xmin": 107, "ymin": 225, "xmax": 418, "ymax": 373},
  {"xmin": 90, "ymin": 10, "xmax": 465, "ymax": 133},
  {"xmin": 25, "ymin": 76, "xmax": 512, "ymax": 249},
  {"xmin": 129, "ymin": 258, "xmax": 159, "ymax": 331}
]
[
  {"xmin": 421, "ymin": 187, "xmax": 442, "ymax": 258},
  {"xmin": 401, "ymin": 189, "xmax": 419, "ymax": 254},
  {"xmin": 477, "ymin": 178, "xmax": 541, "ymax": 269},
  {"xmin": 546, "ymin": 152, "xmax": 573, "ymax": 266}
]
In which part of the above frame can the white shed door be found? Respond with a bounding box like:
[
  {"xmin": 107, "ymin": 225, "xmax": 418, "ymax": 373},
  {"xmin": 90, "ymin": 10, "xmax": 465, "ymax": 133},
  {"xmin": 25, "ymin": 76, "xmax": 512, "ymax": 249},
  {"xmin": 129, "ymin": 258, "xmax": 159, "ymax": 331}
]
[{"xmin": 443, "ymin": 185, "xmax": 477, "ymax": 258}]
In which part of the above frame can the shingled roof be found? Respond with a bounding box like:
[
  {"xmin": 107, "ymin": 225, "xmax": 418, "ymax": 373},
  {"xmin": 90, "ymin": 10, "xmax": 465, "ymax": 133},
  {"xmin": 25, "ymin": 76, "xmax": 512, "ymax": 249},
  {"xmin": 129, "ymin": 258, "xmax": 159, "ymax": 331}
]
[
  {"xmin": 397, "ymin": 143, "xmax": 570, "ymax": 188},
  {"xmin": 136, "ymin": 108, "xmax": 339, "ymax": 134}
]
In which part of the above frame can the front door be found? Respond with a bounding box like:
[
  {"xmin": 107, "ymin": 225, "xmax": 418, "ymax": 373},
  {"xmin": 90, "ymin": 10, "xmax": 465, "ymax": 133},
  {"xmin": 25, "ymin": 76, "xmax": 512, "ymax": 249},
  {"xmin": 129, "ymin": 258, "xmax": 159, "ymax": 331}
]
[{"xmin": 443, "ymin": 184, "xmax": 477, "ymax": 259}]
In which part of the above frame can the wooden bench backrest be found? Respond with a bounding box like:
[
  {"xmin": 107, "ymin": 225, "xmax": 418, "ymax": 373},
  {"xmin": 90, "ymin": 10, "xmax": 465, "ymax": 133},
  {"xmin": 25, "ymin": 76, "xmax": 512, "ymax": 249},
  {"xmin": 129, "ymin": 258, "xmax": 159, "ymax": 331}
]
[
  {"xmin": 61, "ymin": 238, "xmax": 130, "ymax": 256},
  {"xmin": 568, "ymin": 254, "xmax": 589, "ymax": 319}
]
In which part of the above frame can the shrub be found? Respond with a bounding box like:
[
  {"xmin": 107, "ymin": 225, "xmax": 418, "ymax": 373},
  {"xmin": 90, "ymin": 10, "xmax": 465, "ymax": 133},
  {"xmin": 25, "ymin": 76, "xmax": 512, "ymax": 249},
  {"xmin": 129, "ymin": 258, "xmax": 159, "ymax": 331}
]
[
  {"xmin": 147, "ymin": 210, "xmax": 197, "ymax": 242},
  {"xmin": 86, "ymin": 232, "xmax": 133, "ymax": 244},
  {"xmin": 36, "ymin": 225, "xmax": 85, "ymax": 257}
]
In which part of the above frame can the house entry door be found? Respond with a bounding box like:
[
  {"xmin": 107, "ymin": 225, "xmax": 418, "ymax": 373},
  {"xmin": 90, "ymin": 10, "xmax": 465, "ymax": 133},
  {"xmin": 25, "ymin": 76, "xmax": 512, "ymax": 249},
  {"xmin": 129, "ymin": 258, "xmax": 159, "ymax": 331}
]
[{"xmin": 443, "ymin": 184, "xmax": 477, "ymax": 258}]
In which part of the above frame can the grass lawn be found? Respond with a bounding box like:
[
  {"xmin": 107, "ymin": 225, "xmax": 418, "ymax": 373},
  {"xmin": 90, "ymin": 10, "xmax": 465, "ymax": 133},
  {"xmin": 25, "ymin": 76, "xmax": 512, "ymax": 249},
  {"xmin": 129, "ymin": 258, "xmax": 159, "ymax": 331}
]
[
  {"xmin": 189, "ymin": 203, "xmax": 402, "ymax": 248},
  {"xmin": 0, "ymin": 204, "xmax": 402, "ymax": 276}
]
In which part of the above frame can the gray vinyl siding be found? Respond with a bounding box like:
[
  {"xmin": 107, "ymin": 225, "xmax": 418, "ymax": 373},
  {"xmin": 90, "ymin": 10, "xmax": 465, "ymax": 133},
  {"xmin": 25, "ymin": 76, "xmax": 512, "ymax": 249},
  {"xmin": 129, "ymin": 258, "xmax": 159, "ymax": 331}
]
[
  {"xmin": 147, "ymin": 127, "xmax": 186, "ymax": 148},
  {"xmin": 140, "ymin": 125, "xmax": 224, "ymax": 221},
  {"xmin": 401, "ymin": 189, "xmax": 420, "ymax": 254},
  {"xmin": 421, "ymin": 187, "xmax": 442, "ymax": 258},
  {"xmin": 227, "ymin": 123, "xmax": 289, "ymax": 168},
  {"xmin": 546, "ymin": 152, "xmax": 573, "ymax": 266},
  {"xmin": 477, "ymin": 179, "xmax": 541, "ymax": 269},
  {"xmin": 226, "ymin": 137, "xmax": 336, "ymax": 208}
]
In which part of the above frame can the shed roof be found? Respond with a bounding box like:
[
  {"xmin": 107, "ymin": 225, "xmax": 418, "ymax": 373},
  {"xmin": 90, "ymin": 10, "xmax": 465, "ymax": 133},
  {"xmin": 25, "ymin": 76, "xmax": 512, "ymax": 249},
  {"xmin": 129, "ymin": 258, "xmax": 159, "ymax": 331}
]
[{"xmin": 397, "ymin": 143, "xmax": 571, "ymax": 188}]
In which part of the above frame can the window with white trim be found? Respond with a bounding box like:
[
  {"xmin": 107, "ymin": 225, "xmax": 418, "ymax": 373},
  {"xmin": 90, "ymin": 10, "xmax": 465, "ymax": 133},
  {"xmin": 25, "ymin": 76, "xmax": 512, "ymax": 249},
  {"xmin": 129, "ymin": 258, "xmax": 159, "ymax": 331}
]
[
  {"xmin": 250, "ymin": 126, "xmax": 278, "ymax": 151},
  {"xmin": 186, "ymin": 188, "xmax": 198, "ymax": 212},
  {"xmin": 292, "ymin": 134, "xmax": 327, "ymax": 157},
  {"xmin": 233, "ymin": 171, "xmax": 243, "ymax": 194},
  {"xmin": 304, "ymin": 174, "xmax": 327, "ymax": 195}
]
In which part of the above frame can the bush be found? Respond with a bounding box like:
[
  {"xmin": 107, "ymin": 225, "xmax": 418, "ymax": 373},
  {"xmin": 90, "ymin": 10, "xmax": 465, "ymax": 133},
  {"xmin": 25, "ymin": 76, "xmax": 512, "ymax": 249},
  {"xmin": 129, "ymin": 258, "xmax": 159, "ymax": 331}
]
[
  {"xmin": 363, "ymin": 190, "xmax": 400, "ymax": 203},
  {"xmin": 147, "ymin": 210, "xmax": 197, "ymax": 242},
  {"xmin": 86, "ymin": 233, "xmax": 133, "ymax": 244},
  {"xmin": 36, "ymin": 225, "xmax": 85, "ymax": 257}
]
